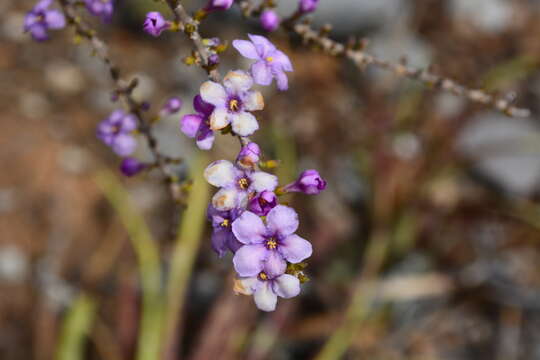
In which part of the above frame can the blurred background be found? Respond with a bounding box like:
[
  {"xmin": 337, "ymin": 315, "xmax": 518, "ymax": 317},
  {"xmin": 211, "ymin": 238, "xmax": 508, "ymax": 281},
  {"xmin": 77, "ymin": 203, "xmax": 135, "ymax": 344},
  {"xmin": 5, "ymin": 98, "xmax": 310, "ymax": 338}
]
[{"xmin": 2, "ymin": 0, "xmax": 540, "ymax": 359}]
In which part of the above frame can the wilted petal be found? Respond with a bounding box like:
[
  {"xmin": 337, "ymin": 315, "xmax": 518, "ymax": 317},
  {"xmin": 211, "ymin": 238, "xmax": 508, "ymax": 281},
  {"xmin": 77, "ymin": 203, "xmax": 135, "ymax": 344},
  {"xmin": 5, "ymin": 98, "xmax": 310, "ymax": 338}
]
[
  {"xmin": 232, "ymin": 39, "xmax": 260, "ymax": 59},
  {"xmin": 233, "ymin": 244, "xmax": 267, "ymax": 277},
  {"xmin": 223, "ymin": 70, "xmax": 253, "ymax": 93},
  {"xmin": 211, "ymin": 188, "xmax": 238, "ymax": 210},
  {"xmin": 200, "ymin": 81, "xmax": 227, "ymax": 107},
  {"xmin": 272, "ymin": 274, "xmax": 300, "ymax": 298},
  {"xmin": 180, "ymin": 114, "xmax": 203, "ymax": 138},
  {"xmin": 251, "ymin": 61, "xmax": 273, "ymax": 86},
  {"xmin": 204, "ymin": 160, "xmax": 235, "ymax": 187},
  {"xmin": 210, "ymin": 107, "xmax": 230, "ymax": 130},
  {"xmin": 264, "ymin": 251, "xmax": 287, "ymax": 278},
  {"xmin": 231, "ymin": 112, "xmax": 259, "ymax": 136},
  {"xmin": 243, "ymin": 90, "xmax": 264, "ymax": 111},
  {"xmin": 254, "ymin": 282, "xmax": 278, "ymax": 312},
  {"xmin": 266, "ymin": 205, "xmax": 299, "ymax": 237},
  {"xmin": 231, "ymin": 211, "xmax": 266, "ymax": 244},
  {"xmin": 279, "ymin": 234, "xmax": 312, "ymax": 263},
  {"xmin": 249, "ymin": 171, "xmax": 278, "ymax": 193}
]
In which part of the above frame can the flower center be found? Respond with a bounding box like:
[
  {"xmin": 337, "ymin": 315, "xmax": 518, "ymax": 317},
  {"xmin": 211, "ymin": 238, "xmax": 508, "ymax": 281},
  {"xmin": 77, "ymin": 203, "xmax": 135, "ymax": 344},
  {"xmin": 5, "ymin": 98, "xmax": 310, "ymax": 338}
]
[
  {"xmin": 229, "ymin": 99, "xmax": 240, "ymax": 112},
  {"xmin": 266, "ymin": 238, "xmax": 277, "ymax": 250},
  {"xmin": 266, "ymin": 56, "xmax": 274, "ymax": 63},
  {"xmin": 258, "ymin": 272, "xmax": 269, "ymax": 281},
  {"xmin": 238, "ymin": 177, "xmax": 249, "ymax": 190},
  {"xmin": 220, "ymin": 219, "xmax": 229, "ymax": 227}
]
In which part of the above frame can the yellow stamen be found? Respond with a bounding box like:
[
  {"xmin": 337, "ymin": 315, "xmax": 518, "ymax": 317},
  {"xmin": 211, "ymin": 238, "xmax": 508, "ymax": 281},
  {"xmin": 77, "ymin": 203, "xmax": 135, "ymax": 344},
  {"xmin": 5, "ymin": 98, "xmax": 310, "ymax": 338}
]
[
  {"xmin": 266, "ymin": 239, "xmax": 277, "ymax": 250},
  {"xmin": 266, "ymin": 56, "xmax": 274, "ymax": 62},
  {"xmin": 229, "ymin": 99, "xmax": 239, "ymax": 111},
  {"xmin": 259, "ymin": 272, "xmax": 268, "ymax": 281},
  {"xmin": 238, "ymin": 178, "xmax": 249, "ymax": 190},
  {"xmin": 220, "ymin": 219, "xmax": 229, "ymax": 227}
]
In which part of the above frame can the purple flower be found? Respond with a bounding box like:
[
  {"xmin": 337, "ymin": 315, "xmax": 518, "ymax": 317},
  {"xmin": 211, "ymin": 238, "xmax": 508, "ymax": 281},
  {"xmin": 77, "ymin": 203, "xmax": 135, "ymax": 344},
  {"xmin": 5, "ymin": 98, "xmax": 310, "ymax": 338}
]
[
  {"xmin": 120, "ymin": 157, "xmax": 146, "ymax": 177},
  {"xmin": 232, "ymin": 34, "xmax": 293, "ymax": 91},
  {"xmin": 283, "ymin": 169, "xmax": 327, "ymax": 195},
  {"xmin": 298, "ymin": 0, "xmax": 319, "ymax": 13},
  {"xmin": 231, "ymin": 205, "xmax": 312, "ymax": 278},
  {"xmin": 204, "ymin": 160, "xmax": 278, "ymax": 211},
  {"xmin": 84, "ymin": 0, "xmax": 114, "ymax": 22},
  {"xmin": 24, "ymin": 0, "xmax": 66, "ymax": 42},
  {"xmin": 143, "ymin": 11, "xmax": 170, "ymax": 37},
  {"xmin": 236, "ymin": 142, "xmax": 261, "ymax": 169},
  {"xmin": 199, "ymin": 70, "xmax": 264, "ymax": 136},
  {"xmin": 204, "ymin": 0, "xmax": 233, "ymax": 12},
  {"xmin": 160, "ymin": 96, "xmax": 183, "ymax": 116},
  {"xmin": 180, "ymin": 95, "xmax": 215, "ymax": 150},
  {"xmin": 97, "ymin": 110, "xmax": 137, "ymax": 156},
  {"xmin": 248, "ymin": 190, "xmax": 277, "ymax": 216},
  {"xmin": 260, "ymin": 10, "xmax": 280, "ymax": 32},
  {"xmin": 236, "ymin": 271, "xmax": 300, "ymax": 312},
  {"xmin": 207, "ymin": 205, "xmax": 243, "ymax": 257}
]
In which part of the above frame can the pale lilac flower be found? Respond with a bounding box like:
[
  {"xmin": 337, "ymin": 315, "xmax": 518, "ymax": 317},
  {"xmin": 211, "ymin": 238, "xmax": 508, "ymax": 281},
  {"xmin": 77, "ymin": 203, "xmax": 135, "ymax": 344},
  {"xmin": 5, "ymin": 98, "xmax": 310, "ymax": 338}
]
[
  {"xmin": 85, "ymin": 0, "xmax": 114, "ymax": 22},
  {"xmin": 236, "ymin": 271, "xmax": 300, "ymax": 312},
  {"xmin": 283, "ymin": 169, "xmax": 327, "ymax": 195},
  {"xmin": 143, "ymin": 12, "xmax": 170, "ymax": 37},
  {"xmin": 248, "ymin": 190, "xmax": 277, "ymax": 216},
  {"xmin": 199, "ymin": 70, "xmax": 264, "ymax": 136},
  {"xmin": 180, "ymin": 95, "xmax": 215, "ymax": 150},
  {"xmin": 260, "ymin": 10, "xmax": 280, "ymax": 32},
  {"xmin": 24, "ymin": 0, "xmax": 65, "ymax": 42},
  {"xmin": 204, "ymin": 0, "xmax": 233, "ymax": 12},
  {"xmin": 204, "ymin": 160, "xmax": 278, "ymax": 211},
  {"xmin": 232, "ymin": 34, "xmax": 293, "ymax": 91},
  {"xmin": 97, "ymin": 110, "xmax": 137, "ymax": 156},
  {"xmin": 207, "ymin": 205, "xmax": 243, "ymax": 257},
  {"xmin": 236, "ymin": 142, "xmax": 261, "ymax": 169},
  {"xmin": 232, "ymin": 205, "xmax": 312, "ymax": 278},
  {"xmin": 160, "ymin": 96, "xmax": 183, "ymax": 116},
  {"xmin": 120, "ymin": 158, "xmax": 146, "ymax": 177},
  {"xmin": 299, "ymin": 0, "xmax": 319, "ymax": 13}
]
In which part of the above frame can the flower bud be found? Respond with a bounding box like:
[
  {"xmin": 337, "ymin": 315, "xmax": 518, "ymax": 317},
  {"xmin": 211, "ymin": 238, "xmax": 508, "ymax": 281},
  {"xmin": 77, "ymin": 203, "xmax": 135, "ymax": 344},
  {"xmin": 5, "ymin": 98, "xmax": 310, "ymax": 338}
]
[
  {"xmin": 160, "ymin": 96, "xmax": 182, "ymax": 116},
  {"xmin": 248, "ymin": 191, "xmax": 277, "ymax": 216},
  {"xmin": 143, "ymin": 11, "xmax": 170, "ymax": 37},
  {"xmin": 120, "ymin": 157, "xmax": 146, "ymax": 177},
  {"xmin": 236, "ymin": 142, "xmax": 261, "ymax": 169},
  {"xmin": 204, "ymin": 0, "xmax": 233, "ymax": 12},
  {"xmin": 283, "ymin": 169, "xmax": 326, "ymax": 195},
  {"xmin": 260, "ymin": 10, "xmax": 280, "ymax": 32},
  {"xmin": 298, "ymin": 0, "xmax": 319, "ymax": 13}
]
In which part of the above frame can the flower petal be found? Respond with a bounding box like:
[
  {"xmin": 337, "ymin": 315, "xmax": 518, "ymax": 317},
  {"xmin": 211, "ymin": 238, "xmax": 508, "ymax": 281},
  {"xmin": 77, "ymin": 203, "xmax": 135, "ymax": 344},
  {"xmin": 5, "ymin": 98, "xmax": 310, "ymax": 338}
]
[
  {"xmin": 211, "ymin": 228, "xmax": 230, "ymax": 257},
  {"xmin": 266, "ymin": 205, "xmax": 299, "ymax": 237},
  {"xmin": 274, "ymin": 70, "xmax": 289, "ymax": 91},
  {"xmin": 272, "ymin": 274, "xmax": 300, "ymax": 298},
  {"xmin": 249, "ymin": 171, "xmax": 278, "ymax": 193},
  {"xmin": 204, "ymin": 160, "xmax": 236, "ymax": 187},
  {"xmin": 223, "ymin": 70, "xmax": 253, "ymax": 93},
  {"xmin": 231, "ymin": 112, "xmax": 259, "ymax": 137},
  {"xmin": 251, "ymin": 61, "xmax": 273, "ymax": 86},
  {"xmin": 121, "ymin": 114, "xmax": 138, "ymax": 132},
  {"xmin": 231, "ymin": 211, "xmax": 266, "ymax": 244},
  {"xmin": 112, "ymin": 134, "xmax": 136, "ymax": 156},
  {"xmin": 248, "ymin": 34, "xmax": 276, "ymax": 57},
  {"xmin": 243, "ymin": 90, "xmax": 264, "ymax": 111},
  {"xmin": 235, "ymin": 277, "xmax": 261, "ymax": 295},
  {"xmin": 193, "ymin": 95, "xmax": 214, "ymax": 116},
  {"xmin": 264, "ymin": 251, "xmax": 287, "ymax": 278},
  {"xmin": 271, "ymin": 50, "xmax": 293, "ymax": 72},
  {"xmin": 200, "ymin": 81, "xmax": 227, "ymax": 107},
  {"xmin": 180, "ymin": 114, "xmax": 203, "ymax": 138},
  {"xmin": 209, "ymin": 107, "xmax": 230, "ymax": 130},
  {"xmin": 45, "ymin": 10, "xmax": 66, "ymax": 29},
  {"xmin": 254, "ymin": 281, "xmax": 278, "ymax": 312},
  {"xmin": 279, "ymin": 234, "xmax": 312, "ymax": 263},
  {"xmin": 233, "ymin": 244, "xmax": 267, "ymax": 277},
  {"xmin": 211, "ymin": 188, "xmax": 238, "ymax": 211},
  {"xmin": 232, "ymin": 40, "xmax": 260, "ymax": 59},
  {"xmin": 196, "ymin": 127, "xmax": 215, "ymax": 150}
]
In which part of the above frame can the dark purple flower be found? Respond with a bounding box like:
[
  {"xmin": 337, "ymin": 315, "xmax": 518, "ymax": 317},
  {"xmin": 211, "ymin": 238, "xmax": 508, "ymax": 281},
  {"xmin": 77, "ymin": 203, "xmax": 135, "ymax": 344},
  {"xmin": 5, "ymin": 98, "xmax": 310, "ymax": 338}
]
[
  {"xmin": 236, "ymin": 142, "xmax": 261, "ymax": 169},
  {"xmin": 24, "ymin": 0, "xmax": 66, "ymax": 42},
  {"xmin": 84, "ymin": 0, "xmax": 114, "ymax": 22},
  {"xmin": 204, "ymin": 160, "xmax": 278, "ymax": 211},
  {"xmin": 204, "ymin": 0, "xmax": 233, "ymax": 12},
  {"xmin": 260, "ymin": 10, "xmax": 280, "ymax": 32},
  {"xmin": 298, "ymin": 0, "xmax": 319, "ymax": 13},
  {"xmin": 160, "ymin": 96, "xmax": 183, "ymax": 116},
  {"xmin": 231, "ymin": 205, "xmax": 312, "ymax": 278},
  {"xmin": 97, "ymin": 110, "xmax": 137, "ymax": 156},
  {"xmin": 232, "ymin": 34, "xmax": 293, "ymax": 91},
  {"xmin": 180, "ymin": 95, "xmax": 215, "ymax": 150},
  {"xmin": 143, "ymin": 11, "xmax": 170, "ymax": 37},
  {"xmin": 199, "ymin": 70, "xmax": 264, "ymax": 136},
  {"xmin": 283, "ymin": 169, "xmax": 327, "ymax": 195},
  {"xmin": 120, "ymin": 157, "xmax": 146, "ymax": 177},
  {"xmin": 248, "ymin": 190, "xmax": 277, "ymax": 216},
  {"xmin": 236, "ymin": 270, "xmax": 300, "ymax": 312},
  {"xmin": 207, "ymin": 205, "xmax": 243, "ymax": 257}
]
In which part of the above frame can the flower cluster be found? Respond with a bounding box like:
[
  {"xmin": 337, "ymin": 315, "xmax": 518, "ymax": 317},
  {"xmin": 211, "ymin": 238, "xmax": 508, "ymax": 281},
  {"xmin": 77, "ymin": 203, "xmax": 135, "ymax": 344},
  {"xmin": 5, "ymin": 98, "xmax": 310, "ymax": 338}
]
[
  {"xmin": 24, "ymin": 0, "xmax": 65, "ymax": 41},
  {"xmin": 177, "ymin": 34, "xmax": 326, "ymax": 311}
]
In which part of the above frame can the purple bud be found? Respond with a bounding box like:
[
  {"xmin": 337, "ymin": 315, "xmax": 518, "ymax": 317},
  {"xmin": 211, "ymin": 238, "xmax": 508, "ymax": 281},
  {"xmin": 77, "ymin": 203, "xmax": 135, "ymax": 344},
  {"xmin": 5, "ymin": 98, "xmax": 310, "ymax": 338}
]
[
  {"xmin": 84, "ymin": 0, "xmax": 114, "ymax": 22},
  {"xmin": 298, "ymin": 0, "xmax": 319, "ymax": 13},
  {"xmin": 143, "ymin": 11, "xmax": 170, "ymax": 37},
  {"xmin": 120, "ymin": 157, "xmax": 146, "ymax": 177},
  {"xmin": 260, "ymin": 10, "xmax": 280, "ymax": 32},
  {"xmin": 283, "ymin": 169, "xmax": 327, "ymax": 195},
  {"xmin": 248, "ymin": 191, "xmax": 277, "ymax": 216},
  {"xmin": 208, "ymin": 54, "xmax": 220, "ymax": 66},
  {"xmin": 160, "ymin": 96, "xmax": 182, "ymax": 116},
  {"xmin": 236, "ymin": 142, "xmax": 261, "ymax": 169},
  {"xmin": 204, "ymin": 0, "xmax": 233, "ymax": 12}
]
